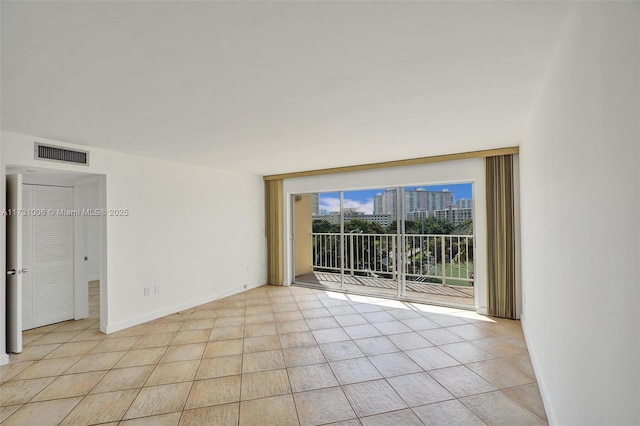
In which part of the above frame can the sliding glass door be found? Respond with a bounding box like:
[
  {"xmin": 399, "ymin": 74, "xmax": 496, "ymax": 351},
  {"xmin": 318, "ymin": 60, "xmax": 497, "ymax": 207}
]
[
  {"xmin": 340, "ymin": 188, "xmax": 401, "ymax": 298},
  {"xmin": 293, "ymin": 183, "xmax": 475, "ymax": 307}
]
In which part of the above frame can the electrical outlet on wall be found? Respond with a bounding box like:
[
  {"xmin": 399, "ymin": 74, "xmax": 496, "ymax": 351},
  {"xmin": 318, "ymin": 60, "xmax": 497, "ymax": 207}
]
[
  {"xmin": 144, "ymin": 287, "xmax": 151, "ymax": 296},
  {"xmin": 154, "ymin": 285, "xmax": 160, "ymax": 295}
]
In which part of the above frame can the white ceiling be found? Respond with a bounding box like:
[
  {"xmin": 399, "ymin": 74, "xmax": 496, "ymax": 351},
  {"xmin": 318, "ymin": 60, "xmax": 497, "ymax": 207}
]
[{"xmin": 1, "ymin": 1, "xmax": 574, "ymax": 176}]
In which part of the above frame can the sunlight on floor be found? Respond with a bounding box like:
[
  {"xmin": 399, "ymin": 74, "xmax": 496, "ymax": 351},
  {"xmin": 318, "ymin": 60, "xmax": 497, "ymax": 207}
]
[{"xmin": 0, "ymin": 284, "xmax": 546, "ymax": 425}]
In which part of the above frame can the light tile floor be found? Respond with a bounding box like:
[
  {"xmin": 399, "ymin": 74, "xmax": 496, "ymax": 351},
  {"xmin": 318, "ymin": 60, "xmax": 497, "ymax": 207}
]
[{"xmin": 0, "ymin": 284, "xmax": 547, "ymax": 425}]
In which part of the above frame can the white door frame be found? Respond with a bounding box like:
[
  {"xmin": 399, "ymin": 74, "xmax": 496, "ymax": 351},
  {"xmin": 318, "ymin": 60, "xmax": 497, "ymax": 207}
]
[
  {"xmin": 6, "ymin": 174, "xmax": 23, "ymax": 353},
  {"xmin": 72, "ymin": 175, "xmax": 107, "ymax": 326},
  {"xmin": 4, "ymin": 168, "xmax": 108, "ymax": 357},
  {"xmin": 73, "ymin": 180, "xmax": 89, "ymax": 320}
]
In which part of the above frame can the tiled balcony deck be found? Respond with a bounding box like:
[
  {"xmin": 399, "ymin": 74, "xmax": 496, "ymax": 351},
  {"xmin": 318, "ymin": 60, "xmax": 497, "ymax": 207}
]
[{"xmin": 295, "ymin": 271, "xmax": 475, "ymax": 307}]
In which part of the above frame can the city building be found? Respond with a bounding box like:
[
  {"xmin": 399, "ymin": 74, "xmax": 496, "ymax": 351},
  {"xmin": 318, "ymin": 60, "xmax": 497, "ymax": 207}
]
[
  {"xmin": 379, "ymin": 187, "xmax": 455, "ymax": 220},
  {"xmin": 405, "ymin": 210, "xmax": 432, "ymax": 221},
  {"xmin": 312, "ymin": 193, "xmax": 320, "ymax": 216},
  {"xmin": 434, "ymin": 207, "xmax": 474, "ymax": 226},
  {"xmin": 381, "ymin": 187, "xmax": 397, "ymax": 219},
  {"xmin": 456, "ymin": 198, "xmax": 473, "ymax": 209},
  {"xmin": 422, "ymin": 189, "xmax": 454, "ymax": 212},
  {"xmin": 373, "ymin": 193, "xmax": 383, "ymax": 214},
  {"xmin": 315, "ymin": 211, "xmax": 391, "ymax": 227}
]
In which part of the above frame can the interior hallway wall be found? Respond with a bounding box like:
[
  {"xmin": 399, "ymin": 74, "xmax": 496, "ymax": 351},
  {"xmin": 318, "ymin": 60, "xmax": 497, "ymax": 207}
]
[
  {"xmin": 1, "ymin": 132, "xmax": 267, "ymax": 345},
  {"xmin": 519, "ymin": 2, "xmax": 640, "ymax": 424}
]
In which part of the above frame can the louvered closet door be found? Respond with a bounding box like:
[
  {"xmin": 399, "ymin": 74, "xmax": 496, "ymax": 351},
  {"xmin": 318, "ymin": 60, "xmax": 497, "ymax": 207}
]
[{"xmin": 22, "ymin": 185, "xmax": 74, "ymax": 330}]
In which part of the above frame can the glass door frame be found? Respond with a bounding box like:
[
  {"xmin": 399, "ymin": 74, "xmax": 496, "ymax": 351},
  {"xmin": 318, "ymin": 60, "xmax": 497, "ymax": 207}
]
[
  {"xmin": 396, "ymin": 186, "xmax": 405, "ymax": 299},
  {"xmin": 292, "ymin": 184, "xmax": 476, "ymax": 308}
]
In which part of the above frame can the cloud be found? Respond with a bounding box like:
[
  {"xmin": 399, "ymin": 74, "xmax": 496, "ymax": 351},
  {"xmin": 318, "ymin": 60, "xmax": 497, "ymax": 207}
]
[{"xmin": 320, "ymin": 197, "xmax": 374, "ymax": 214}]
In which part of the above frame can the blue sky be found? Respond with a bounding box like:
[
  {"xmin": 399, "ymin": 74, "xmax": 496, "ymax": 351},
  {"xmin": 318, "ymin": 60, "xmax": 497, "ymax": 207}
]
[{"xmin": 319, "ymin": 183, "xmax": 473, "ymax": 214}]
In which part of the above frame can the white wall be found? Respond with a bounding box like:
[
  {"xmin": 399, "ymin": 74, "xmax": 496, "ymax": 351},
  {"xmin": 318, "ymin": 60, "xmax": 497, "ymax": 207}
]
[
  {"xmin": 520, "ymin": 2, "xmax": 640, "ymax": 425},
  {"xmin": 84, "ymin": 180, "xmax": 101, "ymax": 281},
  {"xmin": 283, "ymin": 158, "xmax": 492, "ymax": 314},
  {"xmin": 1, "ymin": 132, "xmax": 267, "ymax": 343}
]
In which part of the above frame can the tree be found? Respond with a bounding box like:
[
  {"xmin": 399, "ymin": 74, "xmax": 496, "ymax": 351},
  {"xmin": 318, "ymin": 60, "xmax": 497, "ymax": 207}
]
[
  {"xmin": 386, "ymin": 217, "xmax": 453, "ymax": 235},
  {"xmin": 312, "ymin": 219, "xmax": 333, "ymax": 233},
  {"xmin": 344, "ymin": 219, "xmax": 385, "ymax": 234},
  {"xmin": 421, "ymin": 217, "xmax": 454, "ymax": 235},
  {"xmin": 452, "ymin": 219, "xmax": 473, "ymax": 235}
]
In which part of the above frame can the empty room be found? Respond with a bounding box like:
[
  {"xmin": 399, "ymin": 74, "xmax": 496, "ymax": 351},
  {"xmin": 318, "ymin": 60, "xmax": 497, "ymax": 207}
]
[{"xmin": 1, "ymin": 1, "xmax": 638, "ymax": 425}]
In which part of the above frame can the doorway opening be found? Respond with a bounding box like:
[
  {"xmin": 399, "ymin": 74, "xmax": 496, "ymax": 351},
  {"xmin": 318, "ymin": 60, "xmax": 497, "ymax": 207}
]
[
  {"xmin": 5, "ymin": 165, "xmax": 107, "ymax": 353},
  {"xmin": 293, "ymin": 183, "xmax": 475, "ymax": 308}
]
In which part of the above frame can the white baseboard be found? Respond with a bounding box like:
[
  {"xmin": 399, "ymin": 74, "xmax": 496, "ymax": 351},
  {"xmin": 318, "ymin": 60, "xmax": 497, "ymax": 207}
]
[
  {"xmin": 0, "ymin": 353, "xmax": 9, "ymax": 366},
  {"xmin": 520, "ymin": 314, "xmax": 557, "ymax": 425},
  {"xmin": 104, "ymin": 283, "xmax": 264, "ymax": 334}
]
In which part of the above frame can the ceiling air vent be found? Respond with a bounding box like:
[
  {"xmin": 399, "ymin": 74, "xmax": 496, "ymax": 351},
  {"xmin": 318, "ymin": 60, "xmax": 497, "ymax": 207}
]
[{"xmin": 34, "ymin": 142, "xmax": 89, "ymax": 166}]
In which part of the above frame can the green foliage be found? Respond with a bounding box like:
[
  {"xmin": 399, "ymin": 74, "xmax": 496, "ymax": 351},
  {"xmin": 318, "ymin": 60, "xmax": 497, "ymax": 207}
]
[
  {"xmin": 344, "ymin": 219, "xmax": 385, "ymax": 234},
  {"xmin": 386, "ymin": 217, "xmax": 454, "ymax": 234},
  {"xmin": 404, "ymin": 220, "xmax": 422, "ymax": 234},
  {"xmin": 313, "ymin": 219, "xmax": 386, "ymax": 234},
  {"xmin": 314, "ymin": 217, "xmax": 468, "ymax": 236},
  {"xmin": 312, "ymin": 219, "xmax": 334, "ymax": 233},
  {"xmin": 452, "ymin": 219, "xmax": 473, "ymax": 235},
  {"xmin": 421, "ymin": 217, "xmax": 454, "ymax": 234}
]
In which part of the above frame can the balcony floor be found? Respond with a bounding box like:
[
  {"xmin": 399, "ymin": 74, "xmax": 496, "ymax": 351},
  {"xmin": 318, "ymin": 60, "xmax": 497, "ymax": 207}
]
[{"xmin": 295, "ymin": 271, "xmax": 474, "ymax": 307}]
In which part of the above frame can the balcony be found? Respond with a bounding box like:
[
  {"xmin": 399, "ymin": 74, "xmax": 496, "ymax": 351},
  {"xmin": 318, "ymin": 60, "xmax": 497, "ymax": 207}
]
[{"xmin": 295, "ymin": 233, "xmax": 475, "ymax": 306}]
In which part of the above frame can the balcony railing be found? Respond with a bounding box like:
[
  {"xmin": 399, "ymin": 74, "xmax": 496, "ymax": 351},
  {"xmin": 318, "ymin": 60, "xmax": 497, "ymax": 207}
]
[{"xmin": 312, "ymin": 232, "xmax": 474, "ymax": 286}]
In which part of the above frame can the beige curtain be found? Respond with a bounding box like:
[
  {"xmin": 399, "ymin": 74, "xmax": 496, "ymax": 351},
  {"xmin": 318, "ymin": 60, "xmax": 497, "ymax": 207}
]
[
  {"xmin": 265, "ymin": 179, "xmax": 284, "ymax": 285},
  {"xmin": 486, "ymin": 155, "xmax": 516, "ymax": 319}
]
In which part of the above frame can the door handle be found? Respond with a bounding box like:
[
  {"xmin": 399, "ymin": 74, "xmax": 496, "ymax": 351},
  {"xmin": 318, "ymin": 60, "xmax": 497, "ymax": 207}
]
[{"xmin": 7, "ymin": 269, "xmax": 16, "ymax": 275}]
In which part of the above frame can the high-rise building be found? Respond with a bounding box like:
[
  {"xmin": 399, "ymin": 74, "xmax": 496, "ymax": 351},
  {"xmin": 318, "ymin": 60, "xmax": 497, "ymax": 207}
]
[
  {"xmin": 404, "ymin": 189, "xmax": 419, "ymax": 213},
  {"xmin": 382, "ymin": 188, "xmax": 397, "ymax": 218},
  {"xmin": 434, "ymin": 207, "xmax": 473, "ymax": 226},
  {"xmin": 412, "ymin": 188, "xmax": 429, "ymax": 211},
  {"xmin": 314, "ymin": 212, "xmax": 391, "ymax": 227},
  {"xmin": 423, "ymin": 189, "xmax": 453, "ymax": 212},
  {"xmin": 312, "ymin": 193, "xmax": 320, "ymax": 216},
  {"xmin": 373, "ymin": 193, "xmax": 383, "ymax": 214},
  {"xmin": 456, "ymin": 198, "xmax": 473, "ymax": 209},
  {"xmin": 379, "ymin": 188, "xmax": 454, "ymax": 219},
  {"xmin": 406, "ymin": 210, "xmax": 431, "ymax": 221}
]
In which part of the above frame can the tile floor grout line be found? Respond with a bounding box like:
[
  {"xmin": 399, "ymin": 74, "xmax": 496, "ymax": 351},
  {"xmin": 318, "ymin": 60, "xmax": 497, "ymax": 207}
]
[
  {"xmin": 237, "ymin": 306, "xmax": 246, "ymax": 426},
  {"xmin": 495, "ymin": 387, "xmax": 549, "ymax": 424},
  {"xmin": 2, "ymin": 284, "xmax": 547, "ymax": 425},
  {"xmin": 116, "ymin": 346, "xmax": 167, "ymax": 423},
  {"xmin": 298, "ymin": 294, "xmax": 362, "ymax": 424}
]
